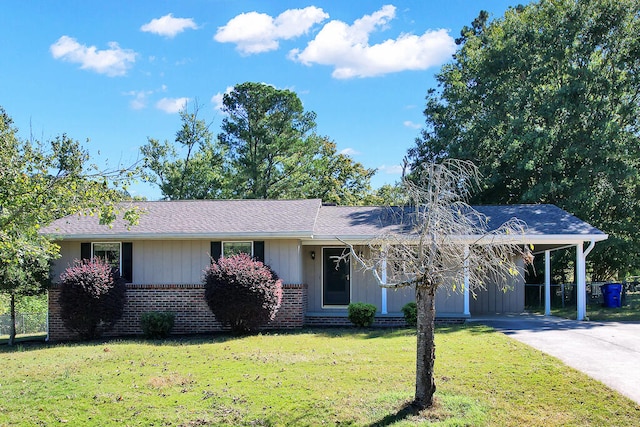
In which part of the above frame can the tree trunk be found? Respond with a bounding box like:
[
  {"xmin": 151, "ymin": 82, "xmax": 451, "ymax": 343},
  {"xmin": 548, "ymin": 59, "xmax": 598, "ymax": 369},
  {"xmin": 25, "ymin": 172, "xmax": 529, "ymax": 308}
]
[
  {"xmin": 9, "ymin": 293, "xmax": 16, "ymax": 346},
  {"xmin": 414, "ymin": 283, "xmax": 437, "ymax": 409}
]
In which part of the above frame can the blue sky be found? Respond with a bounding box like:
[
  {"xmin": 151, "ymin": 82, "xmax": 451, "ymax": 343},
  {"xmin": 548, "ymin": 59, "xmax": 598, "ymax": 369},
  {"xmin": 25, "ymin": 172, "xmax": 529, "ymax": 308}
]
[{"xmin": 2, "ymin": 1, "xmax": 526, "ymax": 200}]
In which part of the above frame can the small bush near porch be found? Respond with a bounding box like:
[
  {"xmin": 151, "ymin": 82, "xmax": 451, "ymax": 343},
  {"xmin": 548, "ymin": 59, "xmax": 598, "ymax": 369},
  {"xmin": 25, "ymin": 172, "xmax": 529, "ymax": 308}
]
[{"xmin": 1, "ymin": 327, "xmax": 638, "ymax": 426}]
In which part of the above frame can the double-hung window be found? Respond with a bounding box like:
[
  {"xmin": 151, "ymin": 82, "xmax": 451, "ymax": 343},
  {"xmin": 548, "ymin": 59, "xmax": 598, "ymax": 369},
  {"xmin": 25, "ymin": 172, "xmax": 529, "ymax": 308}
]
[
  {"xmin": 222, "ymin": 241, "xmax": 253, "ymax": 257},
  {"xmin": 210, "ymin": 241, "xmax": 264, "ymax": 262},
  {"xmin": 81, "ymin": 242, "xmax": 133, "ymax": 283},
  {"xmin": 92, "ymin": 242, "xmax": 121, "ymax": 272}
]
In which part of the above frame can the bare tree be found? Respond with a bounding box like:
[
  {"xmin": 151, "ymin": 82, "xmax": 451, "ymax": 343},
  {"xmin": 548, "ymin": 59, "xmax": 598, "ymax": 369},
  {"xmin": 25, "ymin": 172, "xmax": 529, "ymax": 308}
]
[{"xmin": 347, "ymin": 159, "xmax": 531, "ymax": 410}]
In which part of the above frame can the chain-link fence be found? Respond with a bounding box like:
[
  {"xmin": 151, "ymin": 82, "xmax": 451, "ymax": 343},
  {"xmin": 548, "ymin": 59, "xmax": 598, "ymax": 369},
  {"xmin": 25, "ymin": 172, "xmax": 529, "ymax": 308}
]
[{"xmin": 0, "ymin": 313, "xmax": 47, "ymax": 336}]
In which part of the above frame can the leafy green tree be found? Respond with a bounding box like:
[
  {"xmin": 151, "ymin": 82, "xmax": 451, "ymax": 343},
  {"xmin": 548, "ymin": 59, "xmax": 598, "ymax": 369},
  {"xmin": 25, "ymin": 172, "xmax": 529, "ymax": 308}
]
[
  {"xmin": 141, "ymin": 103, "xmax": 226, "ymax": 200},
  {"xmin": 0, "ymin": 106, "xmax": 138, "ymax": 344},
  {"xmin": 368, "ymin": 182, "xmax": 408, "ymax": 206},
  {"xmin": 144, "ymin": 83, "xmax": 376, "ymax": 204},
  {"xmin": 0, "ymin": 237, "xmax": 51, "ymax": 345},
  {"xmin": 280, "ymin": 135, "xmax": 376, "ymax": 205},
  {"xmin": 409, "ymin": 0, "xmax": 640, "ymax": 280},
  {"xmin": 218, "ymin": 82, "xmax": 318, "ymax": 199}
]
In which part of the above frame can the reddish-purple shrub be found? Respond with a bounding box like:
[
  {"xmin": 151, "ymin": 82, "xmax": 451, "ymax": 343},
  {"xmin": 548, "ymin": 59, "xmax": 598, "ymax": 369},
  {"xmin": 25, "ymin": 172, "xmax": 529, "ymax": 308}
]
[
  {"xmin": 58, "ymin": 257, "xmax": 126, "ymax": 340},
  {"xmin": 203, "ymin": 253, "xmax": 282, "ymax": 334}
]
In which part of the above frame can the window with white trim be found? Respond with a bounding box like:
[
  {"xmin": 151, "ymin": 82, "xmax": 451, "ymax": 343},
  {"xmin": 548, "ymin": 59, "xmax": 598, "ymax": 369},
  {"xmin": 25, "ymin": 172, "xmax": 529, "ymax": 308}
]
[
  {"xmin": 211, "ymin": 241, "xmax": 264, "ymax": 262},
  {"xmin": 222, "ymin": 241, "xmax": 253, "ymax": 258},
  {"xmin": 92, "ymin": 242, "xmax": 121, "ymax": 272}
]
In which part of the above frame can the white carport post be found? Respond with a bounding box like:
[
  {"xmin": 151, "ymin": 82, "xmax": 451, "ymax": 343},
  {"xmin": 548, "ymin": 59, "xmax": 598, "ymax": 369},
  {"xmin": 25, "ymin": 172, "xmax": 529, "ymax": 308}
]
[
  {"xmin": 544, "ymin": 250, "xmax": 551, "ymax": 316},
  {"xmin": 381, "ymin": 254, "xmax": 388, "ymax": 314},
  {"xmin": 463, "ymin": 245, "xmax": 470, "ymax": 316},
  {"xmin": 576, "ymin": 240, "xmax": 596, "ymax": 321}
]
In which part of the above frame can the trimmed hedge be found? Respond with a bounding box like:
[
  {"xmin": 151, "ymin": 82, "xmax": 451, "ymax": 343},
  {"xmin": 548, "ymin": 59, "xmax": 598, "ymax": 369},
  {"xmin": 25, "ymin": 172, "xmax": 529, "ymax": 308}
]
[
  {"xmin": 140, "ymin": 311, "xmax": 175, "ymax": 339},
  {"xmin": 401, "ymin": 302, "xmax": 417, "ymax": 327},
  {"xmin": 347, "ymin": 302, "xmax": 377, "ymax": 327},
  {"xmin": 203, "ymin": 253, "xmax": 282, "ymax": 335}
]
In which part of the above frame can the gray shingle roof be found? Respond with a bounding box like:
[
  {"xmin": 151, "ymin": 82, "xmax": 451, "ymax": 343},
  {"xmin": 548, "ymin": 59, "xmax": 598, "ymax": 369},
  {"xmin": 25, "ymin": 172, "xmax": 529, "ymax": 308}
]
[
  {"xmin": 40, "ymin": 199, "xmax": 321, "ymax": 239},
  {"xmin": 40, "ymin": 199, "xmax": 606, "ymax": 242},
  {"xmin": 312, "ymin": 204, "xmax": 606, "ymax": 240},
  {"xmin": 312, "ymin": 205, "xmax": 403, "ymax": 237},
  {"xmin": 474, "ymin": 205, "xmax": 604, "ymax": 236}
]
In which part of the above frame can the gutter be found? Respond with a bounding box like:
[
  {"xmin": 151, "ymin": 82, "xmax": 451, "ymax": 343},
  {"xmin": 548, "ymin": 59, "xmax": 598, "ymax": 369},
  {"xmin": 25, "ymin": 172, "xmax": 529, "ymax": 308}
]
[
  {"xmin": 42, "ymin": 231, "xmax": 316, "ymax": 241},
  {"xmin": 304, "ymin": 233, "xmax": 608, "ymax": 246}
]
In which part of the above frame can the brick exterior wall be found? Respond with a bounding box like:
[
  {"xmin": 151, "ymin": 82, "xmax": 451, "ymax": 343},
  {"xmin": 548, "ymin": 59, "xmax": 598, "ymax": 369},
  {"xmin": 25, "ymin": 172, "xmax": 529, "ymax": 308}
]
[
  {"xmin": 48, "ymin": 283, "xmax": 464, "ymax": 341},
  {"xmin": 48, "ymin": 283, "xmax": 308, "ymax": 341},
  {"xmin": 271, "ymin": 283, "xmax": 307, "ymax": 328}
]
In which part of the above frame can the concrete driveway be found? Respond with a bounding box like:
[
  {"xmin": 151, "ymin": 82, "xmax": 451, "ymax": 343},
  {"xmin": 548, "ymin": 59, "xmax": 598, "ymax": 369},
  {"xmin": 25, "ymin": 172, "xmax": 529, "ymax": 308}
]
[{"xmin": 468, "ymin": 314, "xmax": 640, "ymax": 406}]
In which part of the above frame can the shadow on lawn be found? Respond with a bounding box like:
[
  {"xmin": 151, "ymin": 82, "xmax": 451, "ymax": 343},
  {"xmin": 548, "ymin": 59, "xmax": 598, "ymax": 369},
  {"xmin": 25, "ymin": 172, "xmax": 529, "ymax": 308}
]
[
  {"xmin": 367, "ymin": 401, "xmax": 420, "ymax": 426},
  {"xmin": 309, "ymin": 324, "xmax": 477, "ymax": 340},
  {"xmin": 0, "ymin": 325, "xmax": 484, "ymax": 352},
  {"xmin": 0, "ymin": 331, "xmax": 248, "ymax": 352}
]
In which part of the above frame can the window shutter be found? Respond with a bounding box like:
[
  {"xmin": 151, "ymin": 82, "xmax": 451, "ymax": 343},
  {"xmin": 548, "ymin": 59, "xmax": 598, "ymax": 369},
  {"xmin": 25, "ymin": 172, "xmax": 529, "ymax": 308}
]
[
  {"xmin": 254, "ymin": 241, "xmax": 265, "ymax": 262},
  {"xmin": 210, "ymin": 241, "xmax": 222, "ymax": 261},
  {"xmin": 122, "ymin": 242, "xmax": 133, "ymax": 283},
  {"xmin": 81, "ymin": 242, "xmax": 91, "ymax": 260}
]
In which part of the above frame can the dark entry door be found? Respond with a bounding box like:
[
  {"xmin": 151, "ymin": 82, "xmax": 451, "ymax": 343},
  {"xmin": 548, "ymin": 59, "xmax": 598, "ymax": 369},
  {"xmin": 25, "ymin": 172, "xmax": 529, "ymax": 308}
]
[{"xmin": 323, "ymin": 248, "xmax": 350, "ymax": 306}]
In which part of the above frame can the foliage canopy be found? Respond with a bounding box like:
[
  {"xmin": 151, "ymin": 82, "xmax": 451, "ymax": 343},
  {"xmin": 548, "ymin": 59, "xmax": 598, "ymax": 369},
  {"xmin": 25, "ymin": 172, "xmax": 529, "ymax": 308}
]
[
  {"xmin": 409, "ymin": 0, "xmax": 640, "ymax": 280},
  {"xmin": 0, "ymin": 106, "xmax": 138, "ymax": 344},
  {"xmin": 142, "ymin": 83, "xmax": 376, "ymax": 204}
]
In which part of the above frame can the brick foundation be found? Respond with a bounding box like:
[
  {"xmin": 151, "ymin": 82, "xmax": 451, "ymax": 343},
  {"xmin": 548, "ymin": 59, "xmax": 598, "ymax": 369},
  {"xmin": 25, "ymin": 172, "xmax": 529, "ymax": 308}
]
[
  {"xmin": 48, "ymin": 283, "xmax": 308, "ymax": 341},
  {"xmin": 304, "ymin": 315, "xmax": 466, "ymax": 328},
  {"xmin": 304, "ymin": 315, "xmax": 406, "ymax": 327},
  {"xmin": 47, "ymin": 283, "xmax": 464, "ymax": 341}
]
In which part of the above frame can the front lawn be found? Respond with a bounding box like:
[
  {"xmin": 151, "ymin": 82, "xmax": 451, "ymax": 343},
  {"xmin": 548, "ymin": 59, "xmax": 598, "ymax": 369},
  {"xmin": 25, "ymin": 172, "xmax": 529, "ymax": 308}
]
[{"xmin": 1, "ymin": 326, "xmax": 638, "ymax": 426}]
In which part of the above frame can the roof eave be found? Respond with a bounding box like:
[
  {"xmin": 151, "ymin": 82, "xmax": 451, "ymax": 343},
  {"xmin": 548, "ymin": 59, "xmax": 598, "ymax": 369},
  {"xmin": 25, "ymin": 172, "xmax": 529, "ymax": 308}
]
[
  {"xmin": 303, "ymin": 233, "xmax": 609, "ymax": 246},
  {"xmin": 44, "ymin": 231, "xmax": 315, "ymax": 241}
]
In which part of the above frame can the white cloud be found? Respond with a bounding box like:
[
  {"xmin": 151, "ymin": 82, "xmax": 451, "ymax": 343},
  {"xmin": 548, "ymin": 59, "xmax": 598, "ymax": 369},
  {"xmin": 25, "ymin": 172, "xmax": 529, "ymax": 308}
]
[
  {"xmin": 378, "ymin": 164, "xmax": 404, "ymax": 175},
  {"xmin": 211, "ymin": 86, "xmax": 235, "ymax": 111},
  {"xmin": 141, "ymin": 13, "xmax": 198, "ymax": 38},
  {"xmin": 125, "ymin": 90, "xmax": 153, "ymax": 110},
  {"xmin": 50, "ymin": 35, "xmax": 136, "ymax": 77},
  {"xmin": 214, "ymin": 6, "xmax": 328, "ymax": 54},
  {"xmin": 289, "ymin": 5, "xmax": 456, "ymax": 79},
  {"xmin": 403, "ymin": 120, "xmax": 422, "ymax": 129},
  {"xmin": 155, "ymin": 97, "xmax": 190, "ymax": 114},
  {"xmin": 339, "ymin": 148, "xmax": 360, "ymax": 156},
  {"xmin": 124, "ymin": 85, "xmax": 169, "ymax": 110}
]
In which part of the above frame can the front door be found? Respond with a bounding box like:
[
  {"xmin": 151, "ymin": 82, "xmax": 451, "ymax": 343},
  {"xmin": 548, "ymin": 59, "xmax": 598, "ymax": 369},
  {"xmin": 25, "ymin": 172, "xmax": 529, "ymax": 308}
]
[{"xmin": 323, "ymin": 248, "xmax": 350, "ymax": 306}]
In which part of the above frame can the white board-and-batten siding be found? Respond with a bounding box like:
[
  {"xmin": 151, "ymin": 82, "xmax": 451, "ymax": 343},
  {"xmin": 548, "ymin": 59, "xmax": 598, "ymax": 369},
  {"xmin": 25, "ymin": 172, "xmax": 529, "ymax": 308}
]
[{"xmin": 51, "ymin": 239, "xmax": 303, "ymax": 285}]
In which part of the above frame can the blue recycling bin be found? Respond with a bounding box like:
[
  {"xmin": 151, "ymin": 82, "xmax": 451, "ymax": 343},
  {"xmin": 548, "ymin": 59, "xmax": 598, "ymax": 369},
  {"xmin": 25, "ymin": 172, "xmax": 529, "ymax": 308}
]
[{"xmin": 600, "ymin": 283, "xmax": 622, "ymax": 308}]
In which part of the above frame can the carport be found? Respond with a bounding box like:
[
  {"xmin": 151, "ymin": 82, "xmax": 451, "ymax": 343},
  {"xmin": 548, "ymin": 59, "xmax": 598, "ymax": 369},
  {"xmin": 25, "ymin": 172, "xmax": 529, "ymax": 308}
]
[
  {"xmin": 532, "ymin": 238, "xmax": 607, "ymax": 320},
  {"xmin": 467, "ymin": 205, "xmax": 608, "ymax": 320}
]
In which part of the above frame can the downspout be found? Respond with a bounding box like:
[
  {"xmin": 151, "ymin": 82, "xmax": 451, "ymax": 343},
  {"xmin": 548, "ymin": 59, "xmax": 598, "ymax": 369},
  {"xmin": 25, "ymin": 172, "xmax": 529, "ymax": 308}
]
[{"xmin": 584, "ymin": 239, "xmax": 596, "ymax": 258}]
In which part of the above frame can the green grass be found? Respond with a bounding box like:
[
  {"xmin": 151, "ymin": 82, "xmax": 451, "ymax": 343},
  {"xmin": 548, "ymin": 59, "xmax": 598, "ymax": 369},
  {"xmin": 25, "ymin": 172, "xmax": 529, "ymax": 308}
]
[
  {"xmin": 1, "ymin": 327, "xmax": 638, "ymax": 426},
  {"xmin": 531, "ymin": 291, "xmax": 640, "ymax": 321}
]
